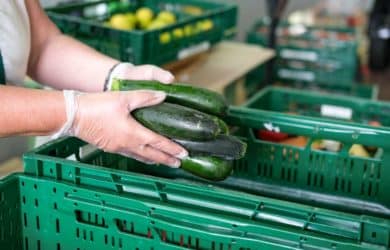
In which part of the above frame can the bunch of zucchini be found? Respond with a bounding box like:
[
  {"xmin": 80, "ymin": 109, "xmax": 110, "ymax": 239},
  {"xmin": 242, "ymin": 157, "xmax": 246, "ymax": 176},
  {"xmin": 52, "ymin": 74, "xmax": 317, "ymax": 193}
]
[{"xmin": 112, "ymin": 79, "xmax": 247, "ymax": 181}]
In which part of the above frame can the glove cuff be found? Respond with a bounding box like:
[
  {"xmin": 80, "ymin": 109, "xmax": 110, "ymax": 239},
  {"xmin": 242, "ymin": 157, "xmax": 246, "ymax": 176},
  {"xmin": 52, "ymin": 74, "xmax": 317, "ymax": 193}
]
[{"xmin": 104, "ymin": 62, "xmax": 134, "ymax": 91}]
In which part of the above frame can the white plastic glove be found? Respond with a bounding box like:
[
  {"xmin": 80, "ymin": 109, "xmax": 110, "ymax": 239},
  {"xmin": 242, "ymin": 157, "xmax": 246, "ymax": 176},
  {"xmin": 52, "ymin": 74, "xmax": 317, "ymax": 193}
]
[
  {"xmin": 105, "ymin": 63, "xmax": 174, "ymax": 91},
  {"xmin": 53, "ymin": 90, "xmax": 188, "ymax": 168}
]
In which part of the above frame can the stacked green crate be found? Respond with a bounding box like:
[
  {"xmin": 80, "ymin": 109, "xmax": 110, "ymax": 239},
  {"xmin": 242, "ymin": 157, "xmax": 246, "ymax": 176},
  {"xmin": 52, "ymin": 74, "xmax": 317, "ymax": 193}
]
[
  {"xmin": 0, "ymin": 134, "xmax": 386, "ymax": 249},
  {"xmin": 1, "ymin": 170, "xmax": 389, "ymax": 249},
  {"xmin": 247, "ymin": 18, "xmax": 358, "ymax": 86},
  {"xmin": 46, "ymin": 0, "xmax": 237, "ymax": 65}
]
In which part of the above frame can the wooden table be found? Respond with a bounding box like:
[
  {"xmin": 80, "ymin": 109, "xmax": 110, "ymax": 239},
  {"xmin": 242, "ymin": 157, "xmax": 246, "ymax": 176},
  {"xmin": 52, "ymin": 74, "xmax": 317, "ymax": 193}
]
[
  {"xmin": 0, "ymin": 157, "xmax": 23, "ymax": 179},
  {"xmin": 164, "ymin": 41, "xmax": 274, "ymax": 105}
]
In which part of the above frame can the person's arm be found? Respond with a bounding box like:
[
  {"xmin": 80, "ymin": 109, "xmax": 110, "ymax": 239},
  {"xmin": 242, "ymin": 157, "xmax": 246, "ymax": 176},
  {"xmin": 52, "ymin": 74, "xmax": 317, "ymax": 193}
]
[
  {"xmin": 25, "ymin": 1, "xmax": 174, "ymax": 92},
  {"xmin": 0, "ymin": 85, "xmax": 187, "ymax": 167},
  {"xmin": 2, "ymin": 1, "xmax": 187, "ymax": 167},
  {"xmin": 0, "ymin": 85, "xmax": 66, "ymax": 136},
  {"xmin": 25, "ymin": 1, "xmax": 117, "ymax": 92}
]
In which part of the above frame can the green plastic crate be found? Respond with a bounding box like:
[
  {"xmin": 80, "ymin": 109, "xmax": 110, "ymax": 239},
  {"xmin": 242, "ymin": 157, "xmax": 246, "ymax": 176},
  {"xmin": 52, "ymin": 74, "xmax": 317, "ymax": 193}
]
[
  {"xmin": 8, "ymin": 138, "xmax": 387, "ymax": 249},
  {"xmin": 274, "ymin": 61, "xmax": 357, "ymax": 86},
  {"xmin": 246, "ymin": 19, "xmax": 358, "ymax": 85},
  {"xmin": 247, "ymin": 18, "xmax": 358, "ymax": 65},
  {"xmin": 247, "ymin": 31, "xmax": 358, "ymax": 69},
  {"xmin": 5, "ymin": 173, "xmax": 350, "ymax": 250},
  {"xmin": 226, "ymin": 86, "xmax": 390, "ymax": 218},
  {"xmin": 284, "ymin": 82, "xmax": 378, "ymax": 100},
  {"xmin": 245, "ymin": 65, "xmax": 377, "ymax": 100},
  {"xmin": 46, "ymin": 0, "xmax": 237, "ymax": 65}
]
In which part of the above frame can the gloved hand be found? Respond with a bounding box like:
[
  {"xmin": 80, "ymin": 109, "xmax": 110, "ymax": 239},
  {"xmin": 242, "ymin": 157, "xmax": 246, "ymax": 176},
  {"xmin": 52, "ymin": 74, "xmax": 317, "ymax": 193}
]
[
  {"xmin": 53, "ymin": 90, "xmax": 188, "ymax": 168},
  {"xmin": 104, "ymin": 63, "xmax": 174, "ymax": 91}
]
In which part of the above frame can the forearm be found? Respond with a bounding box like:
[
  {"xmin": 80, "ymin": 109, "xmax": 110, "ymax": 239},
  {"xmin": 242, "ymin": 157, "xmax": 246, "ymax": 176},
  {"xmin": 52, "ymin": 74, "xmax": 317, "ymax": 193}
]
[
  {"xmin": 26, "ymin": 0, "xmax": 118, "ymax": 92},
  {"xmin": 0, "ymin": 85, "xmax": 66, "ymax": 137},
  {"xmin": 29, "ymin": 34, "xmax": 118, "ymax": 92}
]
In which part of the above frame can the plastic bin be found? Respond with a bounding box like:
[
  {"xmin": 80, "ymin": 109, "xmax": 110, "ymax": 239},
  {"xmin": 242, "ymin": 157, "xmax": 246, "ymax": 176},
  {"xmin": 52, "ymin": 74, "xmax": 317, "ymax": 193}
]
[
  {"xmin": 226, "ymin": 86, "xmax": 390, "ymax": 218},
  {"xmin": 46, "ymin": 0, "xmax": 237, "ymax": 65},
  {"xmin": 273, "ymin": 66, "xmax": 356, "ymax": 86},
  {"xmin": 247, "ymin": 19, "xmax": 358, "ymax": 65},
  {"xmin": 246, "ymin": 19, "xmax": 358, "ymax": 85},
  {"xmin": 5, "ymin": 173, "xmax": 335, "ymax": 250},
  {"xmin": 7, "ymin": 138, "xmax": 386, "ymax": 249},
  {"xmin": 280, "ymin": 82, "xmax": 378, "ymax": 100},
  {"xmin": 245, "ymin": 65, "xmax": 378, "ymax": 100}
]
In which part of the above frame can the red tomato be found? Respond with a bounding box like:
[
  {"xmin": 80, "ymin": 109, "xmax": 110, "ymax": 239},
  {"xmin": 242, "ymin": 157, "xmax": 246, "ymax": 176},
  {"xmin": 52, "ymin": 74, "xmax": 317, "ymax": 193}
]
[
  {"xmin": 369, "ymin": 121, "xmax": 382, "ymax": 127},
  {"xmin": 257, "ymin": 129, "xmax": 289, "ymax": 142}
]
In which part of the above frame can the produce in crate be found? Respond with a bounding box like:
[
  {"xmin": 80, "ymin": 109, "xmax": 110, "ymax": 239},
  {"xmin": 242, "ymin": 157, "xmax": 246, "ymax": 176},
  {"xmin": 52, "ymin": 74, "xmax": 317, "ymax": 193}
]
[
  {"xmin": 114, "ymin": 79, "xmax": 246, "ymax": 181},
  {"xmin": 278, "ymin": 136, "xmax": 307, "ymax": 148},
  {"xmin": 159, "ymin": 32, "xmax": 171, "ymax": 44},
  {"xmin": 257, "ymin": 129, "xmax": 289, "ymax": 142},
  {"xmin": 146, "ymin": 20, "xmax": 167, "ymax": 30},
  {"xmin": 108, "ymin": 7, "xmax": 180, "ymax": 32},
  {"xmin": 172, "ymin": 28, "xmax": 184, "ymax": 38},
  {"xmin": 109, "ymin": 13, "xmax": 136, "ymax": 30},
  {"xmin": 156, "ymin": 11, "xmax": 176, "ymax": 24},
  {"xmin": 107, "ymin": 7, "xmax": 213, "ymax": 44},
  {"xmin": 349, "ymin": 144, "xmax": 370, "ymax": 158},
  {"xmin": 135, "ymin": 7, "xmax": 154, "ymax": 29},
  {"xmin": 47, "ymin": 0, "xmax": 236, "ymax": 65}
]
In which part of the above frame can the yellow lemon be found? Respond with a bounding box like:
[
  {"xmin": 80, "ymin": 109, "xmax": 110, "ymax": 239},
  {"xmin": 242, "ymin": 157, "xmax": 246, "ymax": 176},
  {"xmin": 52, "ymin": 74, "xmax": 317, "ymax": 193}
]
[
  {"xmin": 184, "ymin": 24, "xmax": 195, "ymax": 36},
  {"xmin": 172, "ymin": 28, "xmax": 184, "ymax": 39},
  {"xmin": 124, "ymin": 12, "xmax": 137, "ymax": 27},
  {"xmin": 156, "ymin": 11, "xmax": 176, "ymax": 24},
  {"xmin": 146, "ymin": 20, "xmax": 167, "ymax": 30},
  {"xmin": 159, "ymin": 32, "xmax": 171, "ymax": 44},
  {"xmin": 109, "ymin": 14, "xmax": 134, "ymax": 30},
  {"xmin": 136, "ymin": 7, "xmax": 154, "ymax": 29},
  {"xmin": 182, "ymin": 6, "xmax": 203, "ymax": 16},
  {"xmin": 200, "ymin": 19, "xmax": 214, "ymax": 31}
]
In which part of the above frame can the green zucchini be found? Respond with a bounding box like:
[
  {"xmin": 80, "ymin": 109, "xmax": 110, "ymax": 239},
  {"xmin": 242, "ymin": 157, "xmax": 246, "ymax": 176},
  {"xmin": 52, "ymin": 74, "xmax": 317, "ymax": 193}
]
[
  {"xmin": 133, "ymin": 103, "xmax": 221, "ymax": 140},
  {"xmin": 210, "ymin": 115, "xmax": 229, "ymax": 135},
  {"xmin": 112, "ymin": 79, "xmax": 228, "ymax": 116},
  {"xmin": 174, "ymin": 135, "xmax": 247, "ymax": 160},
  {"xmin": 181, "ymin": 156, "xmax": 233, "ymax": 181}
]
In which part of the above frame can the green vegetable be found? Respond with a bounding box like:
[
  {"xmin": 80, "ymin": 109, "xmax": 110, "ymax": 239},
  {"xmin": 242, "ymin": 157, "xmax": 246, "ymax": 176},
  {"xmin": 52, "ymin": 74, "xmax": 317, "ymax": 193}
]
[
  {"xmin": 174, "ymin": 135, "xmax": 246, "ymax": 160},
  {"xmin": 133, "ymin": 103, "xmax": 221, "ymax": 141},
  {"xmin": 181, "ymin": 155, "xmax": 233, "ymax": 181},
  {"xmin": 112, "ymin": 79, "xmax": 228, "ymax": 116},
  {"xmin": 211, "ymin": 116, "xmax": 229, "ymax": 135}
]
